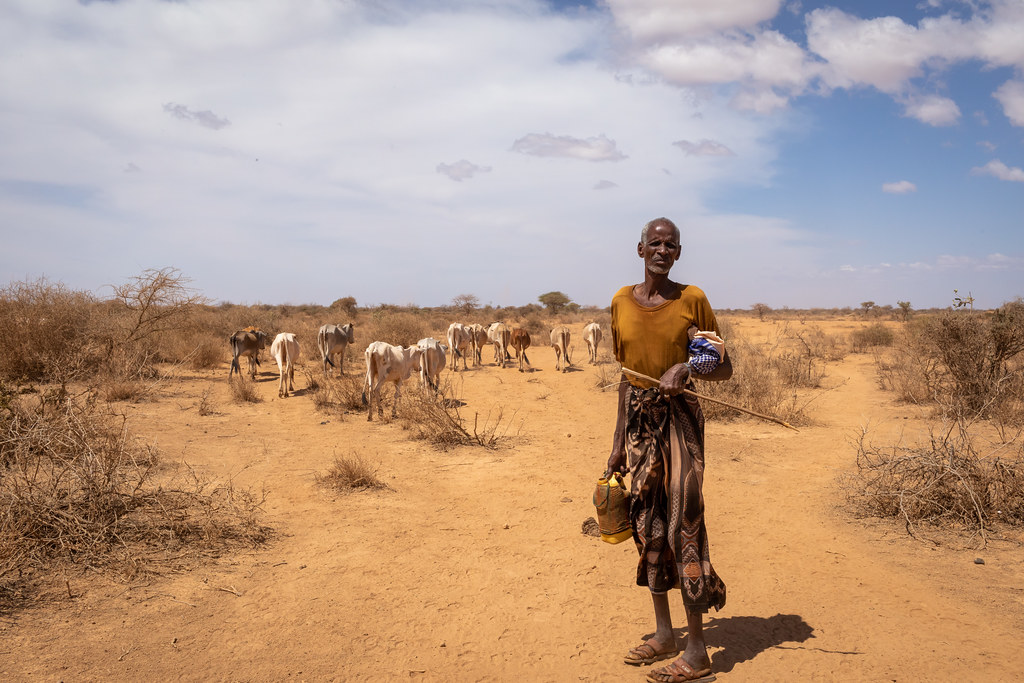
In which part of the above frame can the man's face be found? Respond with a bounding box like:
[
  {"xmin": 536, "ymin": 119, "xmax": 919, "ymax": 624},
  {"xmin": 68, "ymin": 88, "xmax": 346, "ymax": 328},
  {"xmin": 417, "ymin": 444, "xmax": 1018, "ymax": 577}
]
[{"xmin": 638, "ymin": 223, "xmax": 681, "ymax": 275}]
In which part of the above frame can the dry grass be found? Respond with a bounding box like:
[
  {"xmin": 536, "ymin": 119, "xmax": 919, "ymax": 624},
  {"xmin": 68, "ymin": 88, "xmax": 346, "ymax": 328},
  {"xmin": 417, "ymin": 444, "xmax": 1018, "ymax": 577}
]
[
  {"xmin": 0, "ymin": 386, "xmax": 268, "ymax": 607},
  {"xmin": 228, "ymin": 376, "xmax": 262, "ymax": 404},
  {"xmin": 875, "ymin": 302, "xmax": 1024, "ymax": 423},
  {"xmin": 842, "ymin": 418, "xmax": 1024, "ymax": 544},
  {"xmin": 316, "ymin": 452, "xmax": 390, "ymax": 492},
  {"xmin": 399, "ymin": 379, "xmax": 521, "ymax": 450},
  {"xmin": 851, "ymin": 322, "xmax": 895, "ymax": 352}
]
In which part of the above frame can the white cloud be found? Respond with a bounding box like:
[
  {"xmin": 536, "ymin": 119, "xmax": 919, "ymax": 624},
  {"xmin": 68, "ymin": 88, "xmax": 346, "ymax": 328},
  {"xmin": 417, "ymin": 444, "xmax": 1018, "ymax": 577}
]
[
  {"xmin": 593, "ymin": 180, "xmax": 618, "ymax": 190},
  {"xmin": 882, "ymin": 180, "xmax": 917, "ymax": 194},
  {"xmin": 605, "ymin": 0, "xmax": 783, "ymax": 41},
  {"xmin": 901, "ymin": 94, "xmax": 960, "ymax": 126},
  {"xmin": 994, "ymin": 80, "xmax": 1024, "ymax": 127},
  {"xmin": 510, "ymin": 133, "xmax": 627, "ymax": 161},
  {"xmin": 978, "ymin": 140, "xmax": 996, "ymax": 152},
  {"xmin": 971, "ymin": 159, "xmax": 1024, "ymax": 182},
  {"xmin": 436, "ymin": 160, "xmax": 491, "ymax": 182},
  {"xmin": 673, "ymin": 139, "xmax": 735, "ymax": 156}
]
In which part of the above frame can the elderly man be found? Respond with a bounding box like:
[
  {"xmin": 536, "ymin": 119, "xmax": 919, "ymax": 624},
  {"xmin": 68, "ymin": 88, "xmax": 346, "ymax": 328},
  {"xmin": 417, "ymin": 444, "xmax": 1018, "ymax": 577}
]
[{"xmin": 606, "ymin": 217, "xmax": 733, "ymax": 683}]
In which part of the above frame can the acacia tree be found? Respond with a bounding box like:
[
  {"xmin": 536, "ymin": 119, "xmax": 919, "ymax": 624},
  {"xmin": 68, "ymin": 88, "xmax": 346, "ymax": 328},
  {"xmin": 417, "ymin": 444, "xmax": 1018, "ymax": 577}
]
[
  {"xmin": 538, "ymin": 291, "xmax": 571, "ymax": 312},
  {"xmin": 752, "ymin": 303, "xmax": 771, "ymax": 321},
  {"xmin": 331, "ymin": 296, "xmax": 358, "ymax": 315},
  {"xmin": 452, "ymin": 293, "xmax": 479, "ymax": 313},
  {"xmin": 897, "ymin": 301, "xmax": 912, "ymax": 322},
  {"xmin": 109, "ymin": 267, "xmax": 207, "ymax": 347}
]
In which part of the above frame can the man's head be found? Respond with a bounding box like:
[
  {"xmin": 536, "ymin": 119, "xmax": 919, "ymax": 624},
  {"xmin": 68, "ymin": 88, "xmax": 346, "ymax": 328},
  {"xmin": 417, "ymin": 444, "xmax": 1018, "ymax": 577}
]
[{"xmin": 638, "ymin": 217, "xmax": 681, "ymax": 275}]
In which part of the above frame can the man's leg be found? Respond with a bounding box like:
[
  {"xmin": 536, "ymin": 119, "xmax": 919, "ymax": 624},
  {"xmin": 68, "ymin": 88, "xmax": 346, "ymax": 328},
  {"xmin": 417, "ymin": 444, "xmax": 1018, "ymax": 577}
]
[
  {"xmin": 681, "ymin": 608, "xmax": 711, "ymax": 670},
  {"xmin": 625, "ymin": 591, "xmax": 678, "ymax": 664}
]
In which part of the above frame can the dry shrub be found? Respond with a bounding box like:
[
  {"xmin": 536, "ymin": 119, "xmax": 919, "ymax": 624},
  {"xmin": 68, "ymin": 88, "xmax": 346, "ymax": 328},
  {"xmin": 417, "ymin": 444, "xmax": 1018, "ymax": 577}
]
[
  {"xmin": 698, "ymin": 332, "xmax": 821, "ymax": 426},
  {"xmin": 229, "ymin": 376, "xmax": 262, "ymax": 404},
  {"xmin": 316, "ymin": 452, "xmax": 389, "ymax": 491},
  {"xmin": 851, "ymin": 323, "xmax": 895, "ymax": 352},
  {"xmin": 0, "ymin": 387, "xmax": 268, "ymax": 605},
  {"xmin": 842, "ymin": 418, "xmax": 1024, "ymax": 543},
  {"xmin": 306, "ymin": 370, "xmax": 365, "ymax": 416},
  {"xmin": 399, "ymin": 380, "xmax": 520, "ymax": 450},
  {"xmin": 196, "ymin": 388, "xmax": 217, "ymax": 416},
  {"xmin": 876, "ymin": 302, "xmax": 1024, "ymax": 422},
  {"xmin": 0, "ymin": 278, "xmax": 100, "ymax": 383},
  {"xmin": 188, "ymin": 336, "xmax": 225, "ymax": 370},
  {"xmin": 361, "ymin": 310, "xmax": 428, "ymax": 348},
  {"xmin": 101, "ymin": 378, "xmax": 148, "ymax": 403}
]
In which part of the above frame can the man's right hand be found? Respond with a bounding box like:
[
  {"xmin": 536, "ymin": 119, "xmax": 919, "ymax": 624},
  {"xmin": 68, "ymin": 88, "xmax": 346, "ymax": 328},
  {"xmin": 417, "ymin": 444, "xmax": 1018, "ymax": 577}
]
[{"xmin": 606, "ymin": 449, "xmax": 627, "ymax": 476}]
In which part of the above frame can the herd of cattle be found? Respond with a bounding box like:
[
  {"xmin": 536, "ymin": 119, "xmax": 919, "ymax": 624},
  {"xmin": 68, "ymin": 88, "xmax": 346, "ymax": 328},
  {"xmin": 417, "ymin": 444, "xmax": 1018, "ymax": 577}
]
[{"xmin": 227, "ymin": 321, "xmax": 604, "ymax": 420}]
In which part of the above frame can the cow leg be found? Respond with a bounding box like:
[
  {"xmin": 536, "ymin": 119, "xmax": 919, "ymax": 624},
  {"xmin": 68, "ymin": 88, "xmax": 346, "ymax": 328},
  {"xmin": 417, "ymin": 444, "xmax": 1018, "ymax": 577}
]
[{"xmin": 392, "ymin": 382, "xmax": 401, "ymax": 417}]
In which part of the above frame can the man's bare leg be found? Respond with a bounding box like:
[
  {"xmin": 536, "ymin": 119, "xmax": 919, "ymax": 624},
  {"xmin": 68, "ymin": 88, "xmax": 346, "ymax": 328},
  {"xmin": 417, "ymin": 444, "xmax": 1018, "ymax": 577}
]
[
  {"xmin": 681, "ymin": 608, "xmax": 711, "ymax": 670},
  {"xmin": 649, "ymin": 591, "xmax": 677, "ymax": 653}
]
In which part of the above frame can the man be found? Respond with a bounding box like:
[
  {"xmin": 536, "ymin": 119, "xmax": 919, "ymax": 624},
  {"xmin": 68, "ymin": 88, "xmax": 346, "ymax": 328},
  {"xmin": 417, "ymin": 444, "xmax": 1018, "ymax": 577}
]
[{"xmin": 606, "ymin": 217, "xmax": 733, "ymax": 683}]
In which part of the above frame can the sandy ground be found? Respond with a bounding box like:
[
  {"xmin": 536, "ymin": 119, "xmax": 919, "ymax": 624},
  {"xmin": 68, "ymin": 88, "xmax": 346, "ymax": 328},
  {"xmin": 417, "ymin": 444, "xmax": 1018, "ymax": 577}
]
[{"xmin": 2, "ymin": 319, "xmax": 1023, "ymax": 682}]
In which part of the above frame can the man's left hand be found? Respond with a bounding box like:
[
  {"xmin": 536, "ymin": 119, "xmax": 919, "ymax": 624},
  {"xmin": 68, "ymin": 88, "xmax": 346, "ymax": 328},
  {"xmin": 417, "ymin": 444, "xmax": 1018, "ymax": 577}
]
[{"xmin": 658, "ymin": 362, "xmax": 691, "ymax": 398}]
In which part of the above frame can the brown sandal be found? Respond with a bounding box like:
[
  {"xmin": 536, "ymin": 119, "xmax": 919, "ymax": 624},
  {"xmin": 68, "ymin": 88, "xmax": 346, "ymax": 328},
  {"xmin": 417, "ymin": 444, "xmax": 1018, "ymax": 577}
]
[
  {"xmin": 646, "ymin": 658, "xmax": 715, "ymax": 682},
  {"xmin": 624, "ymin": 641, "xmax": 679, "ymax": 666}
]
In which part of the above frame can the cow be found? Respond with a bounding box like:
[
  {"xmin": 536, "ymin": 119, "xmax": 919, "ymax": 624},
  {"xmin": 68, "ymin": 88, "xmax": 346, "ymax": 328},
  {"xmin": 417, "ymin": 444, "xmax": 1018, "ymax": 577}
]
[
  {"xmin": 487, "ymin": 322, "xmax": 512, "ymax": 367},
  {"xmin": 270, "ymin": 332, "xmax": 300, "ymax": 398},
  {"xmin": 470, "ymin": 323, "xmax": 489, "ymax": 366},
  {"xmin": 361, "ymin": 341, "xmax": 423, "ymax": 421},
  {"xmin": 583, "ymin": 322, "xmax": 602, "ymax": 364},
  {"xmin": 509, "ymin": 328, "xmax": 531, "ymax": 373},
  {"xmin": 550, "ymin": 325, "xmax": 572, "ymax": 373},
  {"xmin": 446, "ymin": 322, "xmax": 472, "ymax": 371},
  {"xmin": 229, "ymin": 329, "xmax": 269, "ymax": 380},
  {"xmin": 417, "ymin": 337, "xmax": 448, "ymax": 392},
  {"xmin": 317, "ymin": 323, "xmax": 355, "ymax": 376}
]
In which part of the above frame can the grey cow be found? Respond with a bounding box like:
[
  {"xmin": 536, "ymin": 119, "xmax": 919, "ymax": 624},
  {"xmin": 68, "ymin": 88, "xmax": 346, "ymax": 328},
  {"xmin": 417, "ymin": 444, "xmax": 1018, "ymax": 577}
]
[
  {"xmin": 318, "ymin": 323, "xmax": 355, "ymax": 376},
  {"xmin": 229, "ymin": 329, "xmax": 269, "ymax": 380}
]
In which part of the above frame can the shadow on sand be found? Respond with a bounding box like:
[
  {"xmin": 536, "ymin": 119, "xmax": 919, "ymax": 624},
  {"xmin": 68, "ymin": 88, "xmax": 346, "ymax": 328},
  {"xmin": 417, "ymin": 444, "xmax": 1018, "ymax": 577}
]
[{"xmin": 644, "ymin": 613, "xmax": 836, "ymax": 674}]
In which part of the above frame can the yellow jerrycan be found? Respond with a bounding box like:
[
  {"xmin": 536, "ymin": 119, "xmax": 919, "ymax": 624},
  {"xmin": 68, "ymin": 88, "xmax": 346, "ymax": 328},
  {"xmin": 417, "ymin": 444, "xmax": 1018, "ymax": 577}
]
[{"xmin": 593, "ymin": 472, "xmax": 632, "ymax": 544}]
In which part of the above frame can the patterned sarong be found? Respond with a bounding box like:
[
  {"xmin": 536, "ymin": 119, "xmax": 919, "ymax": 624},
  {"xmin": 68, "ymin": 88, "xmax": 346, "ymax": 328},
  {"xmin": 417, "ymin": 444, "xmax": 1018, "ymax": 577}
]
[{"xmin": 625, "ymin": 385, "xmax": 726, "ymax": 612}]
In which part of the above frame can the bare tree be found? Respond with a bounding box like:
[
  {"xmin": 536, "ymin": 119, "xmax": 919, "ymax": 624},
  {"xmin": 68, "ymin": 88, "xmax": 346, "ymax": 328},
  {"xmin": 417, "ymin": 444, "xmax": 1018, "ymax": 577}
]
[
  {"xmin": 452, "ymin": 293, "xmax": 479, "ymax": 314},
  {"xmin": 108, "ymin": 267, "xmax": 208, "ymax": 349},
  {"xmin": 752, "ymin": 303, "xmax": 771, "ymax": 321}
]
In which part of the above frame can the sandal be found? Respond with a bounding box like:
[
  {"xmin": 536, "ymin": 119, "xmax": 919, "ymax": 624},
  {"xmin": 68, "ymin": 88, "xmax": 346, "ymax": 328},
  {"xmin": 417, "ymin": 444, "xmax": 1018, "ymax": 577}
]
[
  {"xmin": 624, "ymin": 641, "xmax": 679, "ymax": 666},
  {"xmin": 646, "ymin": 658, "xmax": 715, "ymax": 682}
]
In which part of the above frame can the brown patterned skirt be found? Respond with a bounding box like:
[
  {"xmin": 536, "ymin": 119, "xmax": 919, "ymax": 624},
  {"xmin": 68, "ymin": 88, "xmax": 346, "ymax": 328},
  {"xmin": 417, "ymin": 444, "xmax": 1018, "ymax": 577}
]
[{"xmin": 625, "ymin": 385, "xmax": 726, "ymax": 612}]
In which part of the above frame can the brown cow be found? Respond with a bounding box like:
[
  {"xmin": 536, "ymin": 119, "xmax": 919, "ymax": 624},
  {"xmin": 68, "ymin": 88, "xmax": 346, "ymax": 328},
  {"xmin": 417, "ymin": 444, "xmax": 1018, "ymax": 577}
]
[{"xmin": 509, "ymin": 328, "xmax": 531, "ymax": 372}]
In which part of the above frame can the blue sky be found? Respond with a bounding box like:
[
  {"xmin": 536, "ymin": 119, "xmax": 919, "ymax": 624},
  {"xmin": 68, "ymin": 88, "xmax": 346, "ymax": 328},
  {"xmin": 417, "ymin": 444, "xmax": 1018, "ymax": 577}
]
[{"xmin": 1, "ymin": 0, "xmax": 1021, "ymax": 310}]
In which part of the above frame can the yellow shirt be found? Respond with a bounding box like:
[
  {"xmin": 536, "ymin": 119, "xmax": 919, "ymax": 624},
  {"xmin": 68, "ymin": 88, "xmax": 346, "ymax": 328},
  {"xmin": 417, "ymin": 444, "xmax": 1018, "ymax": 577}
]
[{"xmin": 611, "ymin": 284, "xmax": 720, "ymax": 389}]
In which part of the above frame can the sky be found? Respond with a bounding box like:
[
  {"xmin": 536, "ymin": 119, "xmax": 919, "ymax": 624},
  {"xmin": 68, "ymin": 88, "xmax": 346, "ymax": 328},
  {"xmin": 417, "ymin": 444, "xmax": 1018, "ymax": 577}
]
[{"xmin": 1, "ymin": 0, "xmax": 1022, "ymax": 310}]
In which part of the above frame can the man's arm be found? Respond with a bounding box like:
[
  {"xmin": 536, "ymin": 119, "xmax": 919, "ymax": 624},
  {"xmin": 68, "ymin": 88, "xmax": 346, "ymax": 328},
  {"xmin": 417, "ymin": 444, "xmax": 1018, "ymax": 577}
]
[{"xmin": 606, "ymin": 377, "xmax": 629, "ymax": 475}]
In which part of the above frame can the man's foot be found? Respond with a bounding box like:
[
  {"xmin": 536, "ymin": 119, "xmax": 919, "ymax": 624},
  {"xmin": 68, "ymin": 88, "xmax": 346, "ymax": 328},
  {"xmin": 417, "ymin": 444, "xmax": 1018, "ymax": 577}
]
[
  {"xmin": 623, "ymin": 639, "xmax": 679, "ymax": 666},
  {"xmin": 646, "ymin": 656, "xmax": 715, "ymax": 682}
]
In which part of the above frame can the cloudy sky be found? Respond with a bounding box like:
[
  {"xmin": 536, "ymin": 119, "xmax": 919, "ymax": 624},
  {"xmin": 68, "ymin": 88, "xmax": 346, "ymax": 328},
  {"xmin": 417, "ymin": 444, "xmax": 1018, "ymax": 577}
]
[{"xmin": 1, "ymin": 0, "xmax": 1022, "ymax": 310}]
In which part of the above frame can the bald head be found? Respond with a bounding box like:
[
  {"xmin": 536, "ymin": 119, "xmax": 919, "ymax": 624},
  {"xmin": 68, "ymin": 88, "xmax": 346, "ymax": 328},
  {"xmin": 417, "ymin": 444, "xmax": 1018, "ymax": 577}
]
[{"xmin": 640, "ymin": 217, "xmax": 681, "ymax": 246}]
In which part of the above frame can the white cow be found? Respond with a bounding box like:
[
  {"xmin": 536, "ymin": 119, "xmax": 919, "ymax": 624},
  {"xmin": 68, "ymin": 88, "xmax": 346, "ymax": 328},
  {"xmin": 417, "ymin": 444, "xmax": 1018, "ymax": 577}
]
[
  {"xmin": 487, "ymin": 322, "xmax": 512, "ymax": 368},
  {"xmin": 318, "ymin": 323, "xmax": 355, "ymax": 376},
  {"xmin": 270, "ymin": 332, "xmax": 300, "ymax": 398},
  {"xmin": 470, "ymin": 323, "xmax": 489, "ymax": 366},
  {"xmin": 361, "ymin": 341, "xmax": 423, "ymax": 421},
  {"xmin": 229, "ymin": 329, "xmax": 269, "ymax": 380},
  {"xmin": 583, "ymin": 322, "xmax": 602, "ymax": 364},
  {"xmin": 446, "ymin": 322, "xmax": 472, "ymax": 371},
  {"xmin": 417, "ymin": 337, "xmax": 448, "ymax": 392},
  {"xmin": 550, "ymin": 325, "xmax": 572, "ymax": 373}
]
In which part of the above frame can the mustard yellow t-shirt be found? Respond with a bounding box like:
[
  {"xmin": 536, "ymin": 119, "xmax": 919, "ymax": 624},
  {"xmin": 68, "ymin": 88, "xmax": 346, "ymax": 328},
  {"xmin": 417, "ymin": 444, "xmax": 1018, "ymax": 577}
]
[{"xmin": 611, "ymin": 283, "xmax": 720, "ymax": 389}]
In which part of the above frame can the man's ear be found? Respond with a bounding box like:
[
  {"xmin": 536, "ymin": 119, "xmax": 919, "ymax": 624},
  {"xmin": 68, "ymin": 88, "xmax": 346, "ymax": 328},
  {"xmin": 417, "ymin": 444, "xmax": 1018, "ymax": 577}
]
[{"xmin": 637, "ymin": 241, "xmax": 644, "ymax": 258}]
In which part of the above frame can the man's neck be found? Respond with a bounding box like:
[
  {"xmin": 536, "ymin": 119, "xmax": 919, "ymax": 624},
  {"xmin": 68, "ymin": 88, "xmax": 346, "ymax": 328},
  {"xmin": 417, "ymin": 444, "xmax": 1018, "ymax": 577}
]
[{"xmin": 633, "ymin": 274, "xmax": 680, "ymax": 306}]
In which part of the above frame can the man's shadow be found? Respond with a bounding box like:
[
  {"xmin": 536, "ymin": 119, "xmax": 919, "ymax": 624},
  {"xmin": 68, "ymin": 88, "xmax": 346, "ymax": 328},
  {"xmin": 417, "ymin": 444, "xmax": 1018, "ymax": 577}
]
[{"xmin": 645, "ymin": 613, "xmax": 839, "ymax": 674}]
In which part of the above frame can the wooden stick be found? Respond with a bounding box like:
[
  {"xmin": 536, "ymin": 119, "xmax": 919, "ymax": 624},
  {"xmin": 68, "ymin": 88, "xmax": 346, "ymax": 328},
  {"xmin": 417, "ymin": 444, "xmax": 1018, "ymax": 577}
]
[{"xmin": 620, "ymin": 367, "xmax": 800, "ymax": 432}]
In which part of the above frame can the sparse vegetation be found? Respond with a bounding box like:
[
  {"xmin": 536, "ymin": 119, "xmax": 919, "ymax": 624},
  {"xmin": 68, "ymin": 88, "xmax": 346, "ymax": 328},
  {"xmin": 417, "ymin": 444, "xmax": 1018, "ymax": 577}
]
[
  {"xmin": 843, "ymin": 417, "xmax": 1024, "ymax": 543},
  {"xmin": 316, "ymin": 452, "xmax": 389, "ymax": 491},
  {"xmin": 229, "ymin": 376, "xmax": 262, "ymax": 404},
  {"xmin": 0, "ymin": 386, "xmax": 268, "ymax": 606},
  {"xmin": 851, "ymin": 322, "xmax": 895, "ymax": 351}
]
